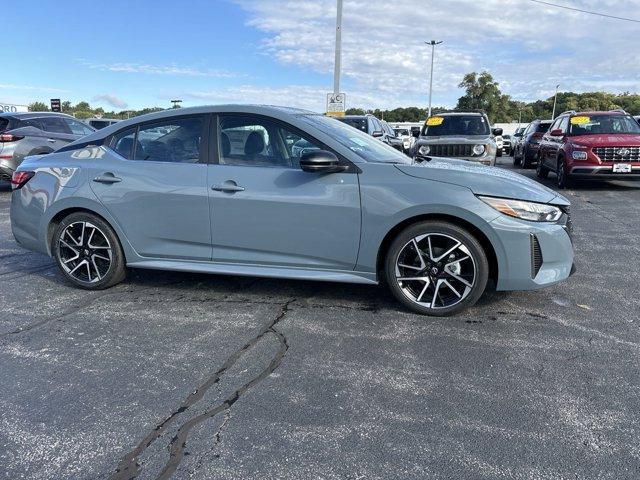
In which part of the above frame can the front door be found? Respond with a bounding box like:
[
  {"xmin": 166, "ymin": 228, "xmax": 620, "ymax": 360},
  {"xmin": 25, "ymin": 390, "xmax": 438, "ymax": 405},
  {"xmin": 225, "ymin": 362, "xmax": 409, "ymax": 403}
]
[
  {"xmin": 90, "ymin": 115, "xmax": 212, "ymax": 261},
  {"xmin": 208, "ymin": 114, "xmax": 361, "ymax": 271}
]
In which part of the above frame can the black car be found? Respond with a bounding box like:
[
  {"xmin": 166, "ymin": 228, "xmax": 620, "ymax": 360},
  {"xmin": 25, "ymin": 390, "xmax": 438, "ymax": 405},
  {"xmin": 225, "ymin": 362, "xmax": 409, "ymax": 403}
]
[
  {"xmin": 337, "ymin": 114, "xmax": 403, "ymax": 151},
  {"xmin": 513, "ymin": 119, "xmax": 552, "ymax": 168},
  {"xmin": 0, "ymin": 112, "xmax": 95, "ymax": 181}
]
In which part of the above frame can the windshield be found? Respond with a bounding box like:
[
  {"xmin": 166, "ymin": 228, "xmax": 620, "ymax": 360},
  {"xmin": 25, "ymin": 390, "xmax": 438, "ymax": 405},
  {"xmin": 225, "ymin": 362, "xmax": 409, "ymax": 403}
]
[
  {"xmin": 422, "ymin": 115, "xmax": 490, "ymax": 136},
  {"xmin": 298, "ymin": 114, "xmax": 412, "ymax": 164},
  {"xmin": 568, "ymin": 115, "xmax": 640, "ymax": 135},
  {"xmin": 337, "ymin": 117, "xmax": 368, "ymax": 133}
]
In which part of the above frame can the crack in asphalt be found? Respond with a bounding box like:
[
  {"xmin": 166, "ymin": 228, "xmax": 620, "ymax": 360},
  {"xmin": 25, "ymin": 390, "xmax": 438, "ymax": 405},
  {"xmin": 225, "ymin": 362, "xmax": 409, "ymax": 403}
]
[{"xmin": 109, "ymin": 299, "xmax": 295, "ymax": 480}]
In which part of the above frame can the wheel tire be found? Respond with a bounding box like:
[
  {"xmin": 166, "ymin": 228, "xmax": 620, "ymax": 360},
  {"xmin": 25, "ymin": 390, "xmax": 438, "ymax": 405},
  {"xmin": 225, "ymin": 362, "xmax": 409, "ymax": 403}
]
[
  {"xmin": 522, "ymin": 148, "xmax": 532, "ymax": 168},
  {"xmin": 536, "ymin": 156, "xmax": 549, "ymax": 178},
  {"xmin": 384, "ymin": 221, "xmax": 489, "ymax": 316},
  {"xmin": 556, "ymin": 156, "xmax": 571, "ymax": 189},
  {"xmin": 497, "ymin": 150, "xmax": 503, "ymax": 158},
  {"xmin": 52, "ymin": 212, "xmax": 126, "ymax": 289},
  {"xmin": 513, "ymin": 149, "xmax": 522, "ymax": 166}
]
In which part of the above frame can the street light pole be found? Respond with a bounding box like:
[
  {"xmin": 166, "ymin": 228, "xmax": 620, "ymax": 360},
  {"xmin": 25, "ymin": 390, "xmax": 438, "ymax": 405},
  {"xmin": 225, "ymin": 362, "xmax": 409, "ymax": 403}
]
[
  {"xmin": 426, "ymin": 40, "xmax": 443, "ymax": 118},
  {"xmin": 551, "ymin": 84, "xmax": 560, "ymax": 119},
  {"xmin": 333, "ymin": 0, "xmax": 343, "ymax": 95}
]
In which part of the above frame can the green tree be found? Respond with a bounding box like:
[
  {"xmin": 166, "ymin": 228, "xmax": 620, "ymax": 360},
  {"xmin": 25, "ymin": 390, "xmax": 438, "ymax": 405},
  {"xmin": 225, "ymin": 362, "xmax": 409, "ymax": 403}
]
[
  {"xmin": 456, "ymin": 71, "xmax": 513, "ymax": 123},
  {"xmin": 28, "ymin": 101, "xmax": 49, "ymax": 112}
]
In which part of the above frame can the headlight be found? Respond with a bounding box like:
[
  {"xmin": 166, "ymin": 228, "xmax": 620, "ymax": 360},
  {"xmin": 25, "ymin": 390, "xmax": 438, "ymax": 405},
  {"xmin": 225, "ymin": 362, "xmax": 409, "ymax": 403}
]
[
  {"xmin": 473, "ymin": 144, "xmax": 485, "ymax": 156},
  {"xmin": 479, "ymin": 196, "xmax": 563, "ymax": 222},
  {"xmin": 418, "ymin": 145, "xmax": 430, "ymax": 156},
  {"xmin": 572, "ymin": 151, "xmax": 588, "ymax": 160}
]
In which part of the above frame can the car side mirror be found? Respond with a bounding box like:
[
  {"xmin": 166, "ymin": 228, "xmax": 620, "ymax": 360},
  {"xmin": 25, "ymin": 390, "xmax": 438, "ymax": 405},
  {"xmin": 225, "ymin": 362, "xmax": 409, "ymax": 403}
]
[
  {"xmin": 550, "ymin": 129, "xmax": 563, "ymax": 137},
  {"xmin": 492, "ymin": 128, "xmax": 503, "ymax": 136},
  {"xmin": 372, "ymin": 131, "xmax": 383, "ymax": 138},
  {"xmin": 300, "ymin": 150, "xmax": 348, "ymax": 173}
]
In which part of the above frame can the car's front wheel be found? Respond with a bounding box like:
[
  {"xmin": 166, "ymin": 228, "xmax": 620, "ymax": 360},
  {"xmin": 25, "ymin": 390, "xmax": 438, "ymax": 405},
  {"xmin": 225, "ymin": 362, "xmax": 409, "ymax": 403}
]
[
  {"xmin": 384, "ymin": 221, "xmax": 489, "ymax": 316},
  {"xmin": 556, "ymin": 156, "xmax": 572, "ymax": 189},
  {"xmin": 536, "ymin": 154, "xmax": 549, "ymax": 178},
  {"xmin": 52, "ymin": 212, "xmax": 127, "ymax": 289}
]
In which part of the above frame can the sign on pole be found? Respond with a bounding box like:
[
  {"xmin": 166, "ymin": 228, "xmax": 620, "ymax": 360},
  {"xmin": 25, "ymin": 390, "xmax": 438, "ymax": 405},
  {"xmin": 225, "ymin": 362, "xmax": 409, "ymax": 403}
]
[
  {"xmin": 326, "ymin": 93, "xmax": 346, "ymax": 117},
  {"xmin": 50, "ymin": 99, "xmax": 61, "ymax": 112}
]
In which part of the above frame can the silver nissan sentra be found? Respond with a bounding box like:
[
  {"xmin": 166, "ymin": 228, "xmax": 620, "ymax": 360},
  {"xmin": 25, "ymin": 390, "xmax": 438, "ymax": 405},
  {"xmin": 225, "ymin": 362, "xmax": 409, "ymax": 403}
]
[{"xmin": 9, "ymin": 105, "xmax": 575, "ymax": 316}]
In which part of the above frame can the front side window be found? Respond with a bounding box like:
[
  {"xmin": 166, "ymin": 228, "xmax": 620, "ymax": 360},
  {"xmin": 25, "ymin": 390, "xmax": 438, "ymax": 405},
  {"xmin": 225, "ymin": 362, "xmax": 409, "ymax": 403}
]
[
  {"xmin": 298, "ymin": 114, "xmax": 412, "ymax": 164},
  {"xmin": 338, "ymin": 117, "xmax": 368, "ymax": 133},
  {"xmin": 536, "ymin": 122, "xmax": 552, "ymax": 133},
  {"xmin": 65, "ymin": 118, "xmax": 95, "ymax": 136},
  {"xmin": 218, "ymin": 115, "xmax": 322, "ymax": 168}
]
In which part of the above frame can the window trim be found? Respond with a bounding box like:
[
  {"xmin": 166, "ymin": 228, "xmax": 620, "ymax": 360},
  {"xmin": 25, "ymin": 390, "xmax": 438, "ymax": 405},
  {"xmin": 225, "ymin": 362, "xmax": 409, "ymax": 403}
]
[
  {"xmin": 213, "ymin": 113, "xmax": 359, "ymax": 173},
  {"xmin": 107, "ymin": 114, "xmax": 210, "ymax": 164}
]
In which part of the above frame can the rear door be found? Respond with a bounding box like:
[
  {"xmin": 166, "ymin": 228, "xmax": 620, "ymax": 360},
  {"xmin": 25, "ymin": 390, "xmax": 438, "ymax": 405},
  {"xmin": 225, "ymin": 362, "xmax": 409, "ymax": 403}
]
[
  {"xmin": 207, "ymin": 113, "xmax": 361, "ymax": 270},
  {"xmin": 38, "ymin": 116, "xmax": 77, "ymax": 149},
  {"xmin": 89, "ymin": 115, "xmax": 212, "ymax": 261}
]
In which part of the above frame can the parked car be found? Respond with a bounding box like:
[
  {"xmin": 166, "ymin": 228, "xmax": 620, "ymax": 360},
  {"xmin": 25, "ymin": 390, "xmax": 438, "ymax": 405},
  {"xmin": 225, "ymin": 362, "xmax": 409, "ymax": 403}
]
[
  {"xmin": 412, "ymin": 111, "xmax": 501, "ymax": 165},
  {"xmin": 10, "ymin": 105, "xmax": 574, "ymax": 316},
  {"xmin": 495, "ymin": 134, "xmax": 504, "ymax": 157},
  {"xmin": 513, "ymin": 119, "xmax": 552, "ymax": 168},
  {"xmin": 501, "ymin": 134, "xmax": 513, "ymax": 155},
  {"xmin": 510, "ymin": 127, "xmax": 525, "ymax": 156},
  {"xmin": 337, "ymin": 114, "xmax": 383, "ymax": 137},
  {"xmin": 537, "ymin": 110, "xmax": 640, "ymax": 188},
  {"xmin": 393, "ymin": 127, "xmax": 414, "ymax": 152},
  {"xmin": 0, "ymin": 112, "xmax": 95, "ymax": 182},
  {"xmin": 85, "ymin": 118, "xmax": 120, "ymax": 130},
  {"xmin": 381, "ymin": 120, "xmax": 404, "ymax": 152}
]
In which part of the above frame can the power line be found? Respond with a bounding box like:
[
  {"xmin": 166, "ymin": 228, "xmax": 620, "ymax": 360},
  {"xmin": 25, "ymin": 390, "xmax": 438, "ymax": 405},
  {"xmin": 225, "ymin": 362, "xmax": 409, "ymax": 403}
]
[{"xmin": 528, "ymin": 0, "xmax": 640, "ymax": 23}]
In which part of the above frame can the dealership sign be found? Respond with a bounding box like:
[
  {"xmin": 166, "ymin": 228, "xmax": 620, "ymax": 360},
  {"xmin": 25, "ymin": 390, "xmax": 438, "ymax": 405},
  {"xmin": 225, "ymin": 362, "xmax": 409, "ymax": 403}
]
[
  {"xmin": 0, "ymin": 103, "xmax": 28, "ymax": 113},
  {"xmin": 326, "ymin": 93, "xmax": 346, "ymax": 117}
]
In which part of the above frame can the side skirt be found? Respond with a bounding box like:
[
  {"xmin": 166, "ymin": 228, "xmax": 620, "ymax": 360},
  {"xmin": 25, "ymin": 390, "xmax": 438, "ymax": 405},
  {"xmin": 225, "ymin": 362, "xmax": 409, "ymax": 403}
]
[{"xmin": 126, "ymin": 259, "xmax": 379, "ymax": 285}]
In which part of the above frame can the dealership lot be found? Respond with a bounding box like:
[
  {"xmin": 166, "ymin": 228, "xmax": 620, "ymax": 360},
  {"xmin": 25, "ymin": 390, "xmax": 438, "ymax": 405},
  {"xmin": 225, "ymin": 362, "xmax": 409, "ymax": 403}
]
[{"xmin": 1, "ymin": 160, "xmax": 639, "ymax": 479}]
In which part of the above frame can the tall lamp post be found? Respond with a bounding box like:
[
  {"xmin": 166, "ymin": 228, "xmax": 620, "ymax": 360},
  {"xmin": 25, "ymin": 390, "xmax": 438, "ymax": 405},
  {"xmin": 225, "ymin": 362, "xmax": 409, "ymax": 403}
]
[
  {"xmin": 333, "ymin": 0, "xmax": 343, "ymax": 96},
  {"xmin": 551, "ymin": 84, "xmax": 560, "ymax": 119},
  {"xmin": 426, "ymin": 40, "xmax": 443, "ymax": 118}
]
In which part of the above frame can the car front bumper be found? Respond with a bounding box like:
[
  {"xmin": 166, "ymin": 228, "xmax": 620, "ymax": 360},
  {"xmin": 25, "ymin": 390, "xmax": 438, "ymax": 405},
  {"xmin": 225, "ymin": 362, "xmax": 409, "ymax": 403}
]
[
  {"xmin": 570, "ymin": 165, "xmax": 640, "ymax": 179},
  {"xmin": 490, "ymin": 214, "xmax": 574, "ymax": 291}
]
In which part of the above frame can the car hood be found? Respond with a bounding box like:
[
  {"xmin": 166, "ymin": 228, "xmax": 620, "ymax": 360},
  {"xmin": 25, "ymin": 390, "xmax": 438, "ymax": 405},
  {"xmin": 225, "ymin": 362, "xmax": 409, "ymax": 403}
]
[
  {"xmin": 395, "ymin": 158, "xmax": 568, "ymax": 205},
  {"xmin": 569, "ymin": 133, "xmax": 640, "ymax": 147}
]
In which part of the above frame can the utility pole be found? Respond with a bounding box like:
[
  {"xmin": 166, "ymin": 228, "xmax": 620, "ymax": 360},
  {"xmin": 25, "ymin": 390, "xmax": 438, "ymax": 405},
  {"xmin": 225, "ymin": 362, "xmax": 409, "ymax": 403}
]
[
  {"xmin": 333, "ymin": 0, "xmax": 343, "ymax": 95},
  {"xmin": 551, "ymin": 84, "xmax": 560, "ymax": 119},
  {"xmin": 426, "ymin": 40, "xmax": 443, "ymax": 118}
]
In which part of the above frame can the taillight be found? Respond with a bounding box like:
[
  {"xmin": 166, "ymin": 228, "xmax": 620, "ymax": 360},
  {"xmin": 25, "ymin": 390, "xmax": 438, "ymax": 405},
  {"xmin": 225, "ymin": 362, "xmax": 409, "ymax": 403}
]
[
  {"xmin": 10, "ymin": 171, "xmax": 35, "ymax": 189},
  {"xmin": 532, "ymin": 132, "xmax": 543, "ymax": 139},
  {"xmin": 0, "ymin": 134, "xmax": 24, "ymax": 142}
]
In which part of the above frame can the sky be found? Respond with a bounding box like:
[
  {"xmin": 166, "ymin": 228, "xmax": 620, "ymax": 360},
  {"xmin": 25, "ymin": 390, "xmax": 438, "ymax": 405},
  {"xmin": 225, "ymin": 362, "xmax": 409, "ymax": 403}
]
[{"xmin": 3, "ymin": 0, "xmax": 639, "ymax": 113}]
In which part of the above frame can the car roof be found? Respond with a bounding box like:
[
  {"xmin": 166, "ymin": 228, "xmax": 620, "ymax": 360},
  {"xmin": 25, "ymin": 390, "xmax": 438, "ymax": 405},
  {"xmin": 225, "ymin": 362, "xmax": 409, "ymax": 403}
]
[
  {"xmin": 571, "ymin": 111, "xmax": 627, "ymax": 116},
  {"xmin": 434, "ymin": 112, "xmax": 484, "ymax": 116},
  {"xmin": 0, "ymin": 111, "xmax": 77, "ymax": 120}
]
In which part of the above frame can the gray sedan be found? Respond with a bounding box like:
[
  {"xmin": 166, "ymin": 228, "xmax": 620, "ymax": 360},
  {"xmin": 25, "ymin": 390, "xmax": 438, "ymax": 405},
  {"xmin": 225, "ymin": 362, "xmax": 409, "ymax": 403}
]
[{"xmin": 9, "ymin": 105, "xmax": 574, "ymax": 315}]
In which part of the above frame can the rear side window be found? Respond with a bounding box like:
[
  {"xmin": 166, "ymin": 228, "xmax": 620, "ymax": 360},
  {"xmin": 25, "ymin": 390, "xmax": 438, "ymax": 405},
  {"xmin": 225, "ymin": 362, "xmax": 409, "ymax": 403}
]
[
  {"xmin": 111, "ymin": 127, "xmax": 138, "ymax": 159},
  {"xmin": 339, "ymin": 118, "xmax": 368, "ymax": 132},
  {"xmin": 109, "ymin": 116, "xmax": 205, "ymax": 163},
  {"xmin": 40, "ymin": 117, "xmax": 71, "ymax": 134}
]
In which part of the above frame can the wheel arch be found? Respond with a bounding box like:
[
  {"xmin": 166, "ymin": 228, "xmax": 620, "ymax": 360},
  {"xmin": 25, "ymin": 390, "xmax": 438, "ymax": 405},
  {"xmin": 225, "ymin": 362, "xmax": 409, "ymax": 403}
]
[
  {"xmin": 46, "ymin": 207, "xmax": 126, "ymax": 258},
  {"xmin": 376, "ymin": 213, "xmax": 500, "ymax": 285}
]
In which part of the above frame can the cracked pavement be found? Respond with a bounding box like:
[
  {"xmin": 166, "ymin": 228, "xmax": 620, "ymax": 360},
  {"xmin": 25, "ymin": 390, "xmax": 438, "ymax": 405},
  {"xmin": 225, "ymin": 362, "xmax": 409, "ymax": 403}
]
[{"xmin": 1, "ymin": 158, "xmax": 639, "ymax": 479}]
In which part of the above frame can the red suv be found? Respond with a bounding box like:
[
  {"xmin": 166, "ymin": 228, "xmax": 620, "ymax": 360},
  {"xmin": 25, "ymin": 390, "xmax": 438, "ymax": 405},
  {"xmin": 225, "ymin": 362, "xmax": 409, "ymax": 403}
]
[{"xmin": 537, "ymin": 110, "xmax": 640, "ymax": 188}]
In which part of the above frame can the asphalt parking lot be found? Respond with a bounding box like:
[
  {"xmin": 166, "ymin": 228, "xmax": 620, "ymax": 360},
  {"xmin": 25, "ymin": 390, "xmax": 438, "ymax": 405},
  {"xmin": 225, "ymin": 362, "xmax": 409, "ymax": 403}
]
[{"xmin": 1, "ymin": 158, "xmax": 639, "ymax": 480}]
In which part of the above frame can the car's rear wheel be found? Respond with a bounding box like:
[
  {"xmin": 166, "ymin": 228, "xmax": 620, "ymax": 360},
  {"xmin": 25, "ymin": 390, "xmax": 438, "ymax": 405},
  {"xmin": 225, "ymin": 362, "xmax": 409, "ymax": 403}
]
[
  {"xmin": 52, "ymin": 212, "xmax": 126, "ymax": 289},
  {"xmin": 556, "ymin": 156, "xmax": 572, "ymax": 189},
  {"xmin": 513, "ymin": 148, "xmax": 522, "ymax": 166},
  {"xmin": 522, "ymin": 147, "xmax": 533, "ymax": 168},
  {"xmin": 384, "ymin": 221, "xmax": 489, "ymax": 316},
  {"xmin": 536, "ymin": 154, "xmax": 549, "ymax": 178}
]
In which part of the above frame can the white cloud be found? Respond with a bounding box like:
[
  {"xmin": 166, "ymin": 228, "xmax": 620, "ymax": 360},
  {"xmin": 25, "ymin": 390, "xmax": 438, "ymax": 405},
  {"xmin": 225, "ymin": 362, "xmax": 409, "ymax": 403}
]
[
  {"xmin": 233, "ymin": 0, "xmax": 640, "ymax": 108},
  {"xmin": 0, "ymin": 83, "xmax": 68, "ymax": 93},
  {"xmin": 77, "ymin": 60, "xmax": 236, "ymax": 78},
  {"xmin": 92, "ymin": 94, "xmax": 128, "ymax": 109}
]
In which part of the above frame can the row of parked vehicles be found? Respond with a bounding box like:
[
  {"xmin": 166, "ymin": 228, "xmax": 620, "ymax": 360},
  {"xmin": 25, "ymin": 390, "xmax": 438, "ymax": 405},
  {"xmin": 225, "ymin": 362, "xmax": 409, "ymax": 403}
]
[{"xmin": 511, "ymin": 109, "xmax": 640, "ymax": 187}]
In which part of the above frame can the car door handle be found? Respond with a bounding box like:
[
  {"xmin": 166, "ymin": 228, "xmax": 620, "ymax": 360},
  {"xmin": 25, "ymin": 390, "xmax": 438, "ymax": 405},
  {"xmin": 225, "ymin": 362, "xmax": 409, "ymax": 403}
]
[
  {"xmin": 93, "ymin": 173, "xmax": 122, "ymax": 184},
  {"xmin": 212, "ymin": 183, "xmax": 244, "ymax": 193},
  {"xmin": 47, "ymin": 138, "xmax": 57, "ymax": 143}
]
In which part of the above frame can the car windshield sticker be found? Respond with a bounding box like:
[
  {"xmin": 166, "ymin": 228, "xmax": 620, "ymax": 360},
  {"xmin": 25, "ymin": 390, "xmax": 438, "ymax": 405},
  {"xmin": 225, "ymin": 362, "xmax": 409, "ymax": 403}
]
[
  {"xmin": 426, "ymin": 117, "xmax": 444, "ymax": 126},
  {"xmin": 571, "ymin": 116, "xmax": 590, "ymax": 125}
]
